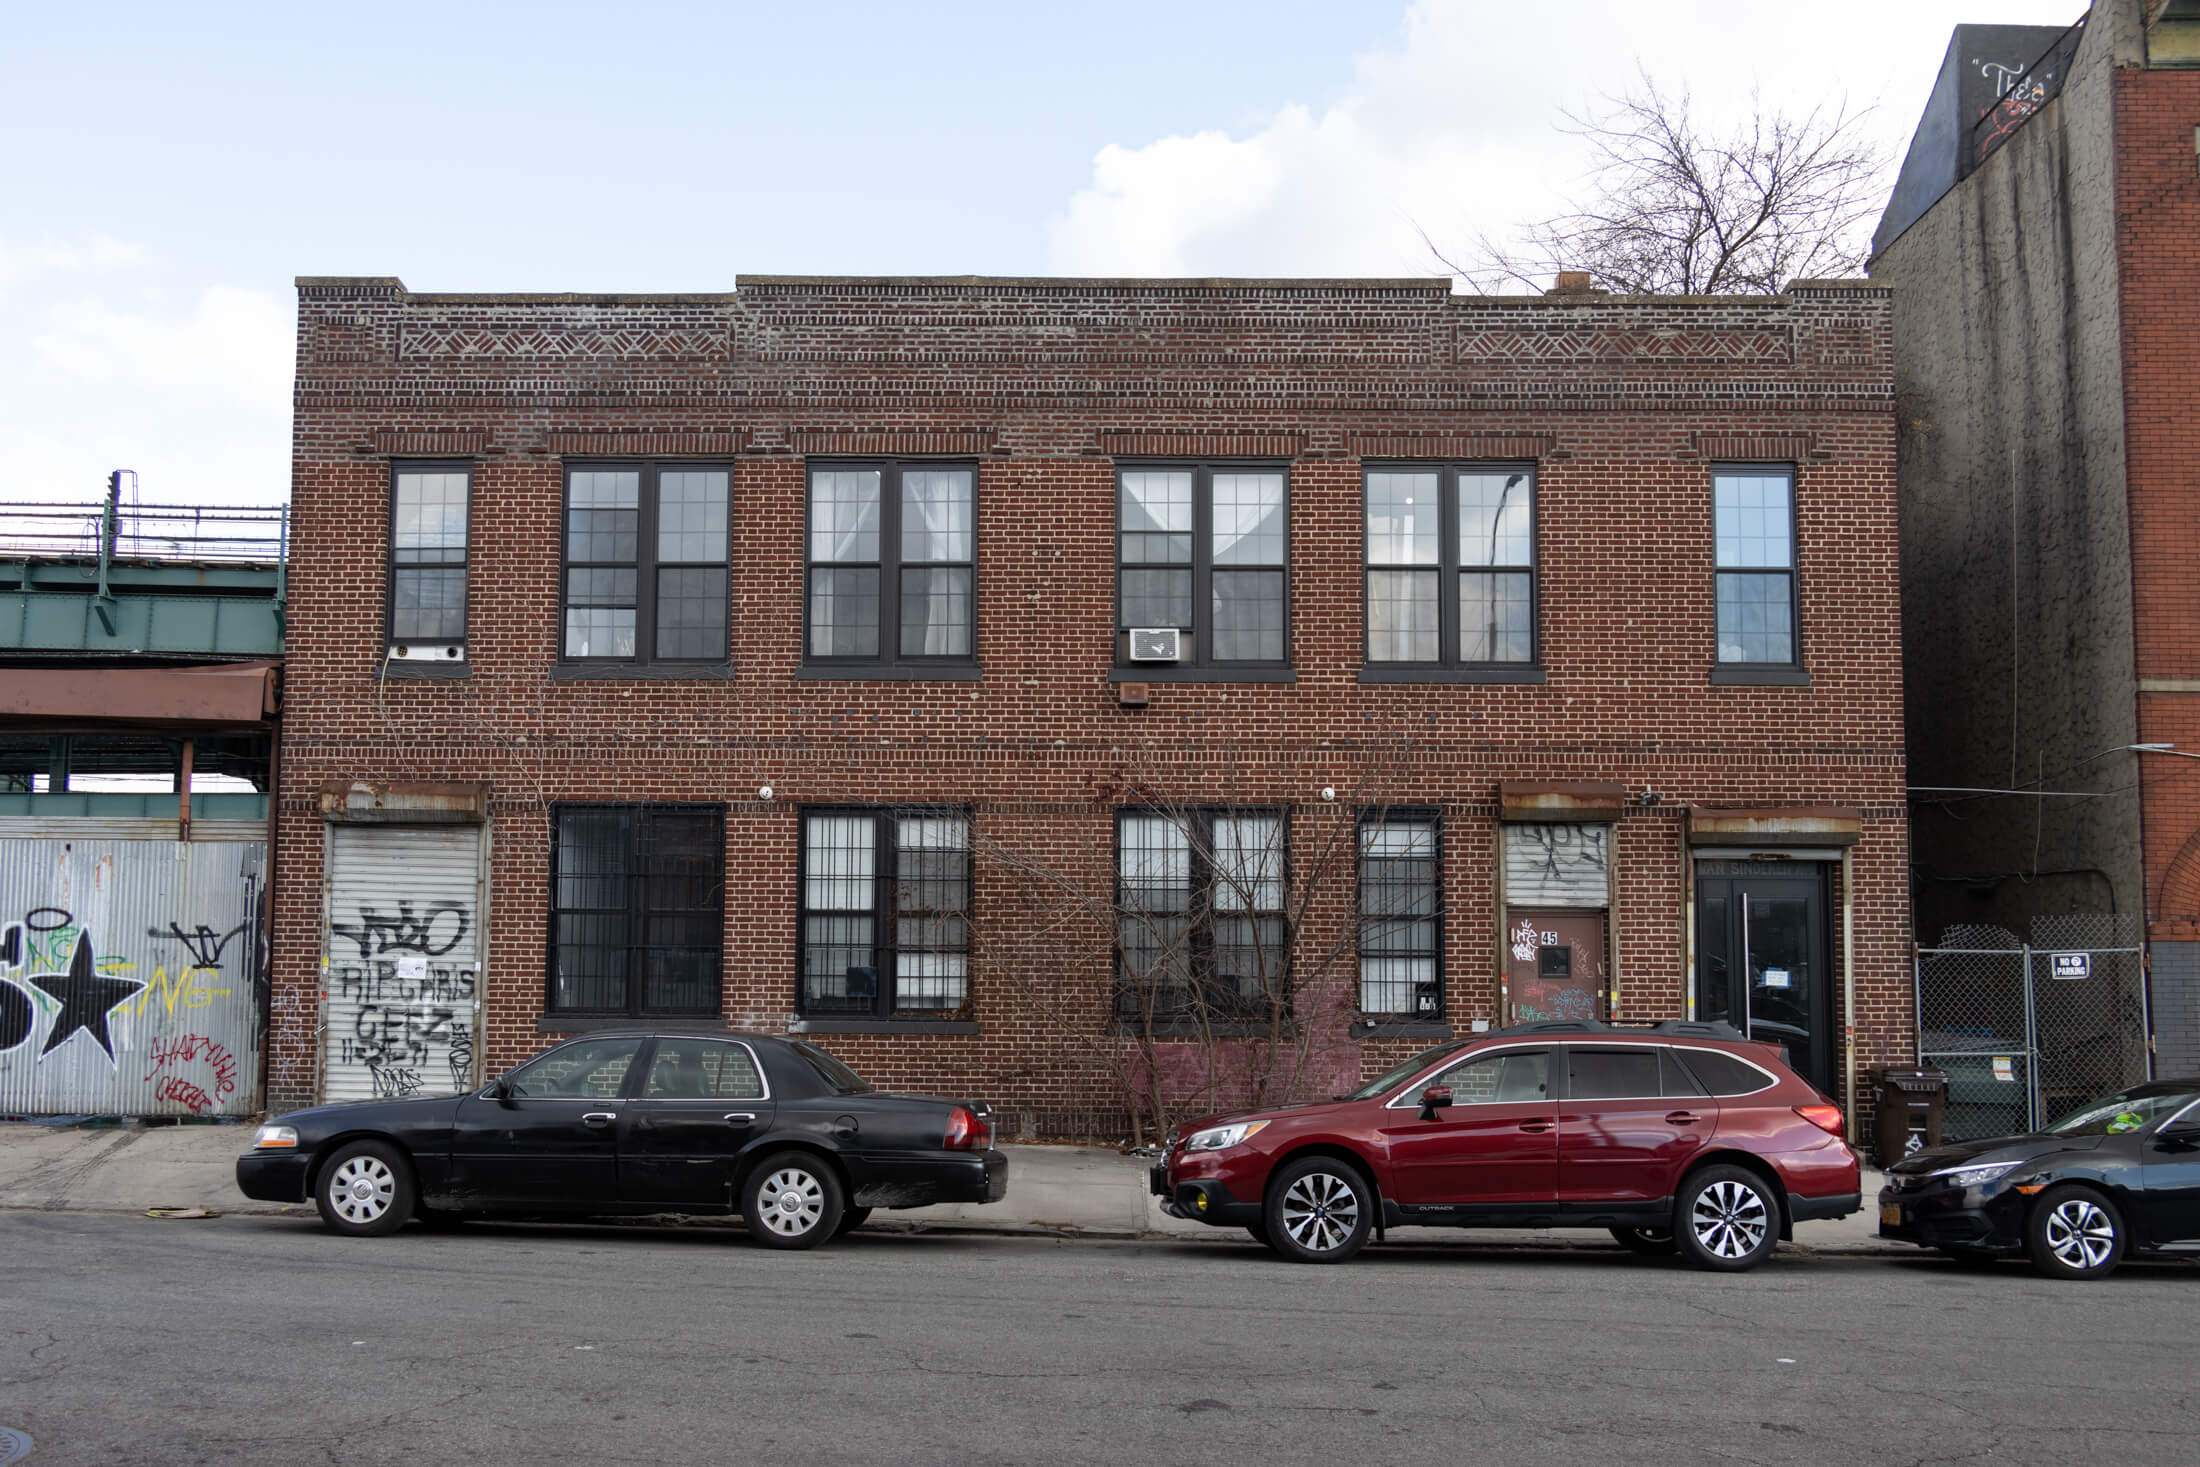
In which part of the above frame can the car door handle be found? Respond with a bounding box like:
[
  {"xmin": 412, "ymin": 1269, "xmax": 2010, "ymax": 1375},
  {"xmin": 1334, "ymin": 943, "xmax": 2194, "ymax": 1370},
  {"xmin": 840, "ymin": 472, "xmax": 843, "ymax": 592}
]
[
  {"xmin": 723, "ymin": 1113, "xmax": 756, "ymax": 1126},
  {"xmin": 582, "ymin": 1112, "xmax": 617, "ymax": 1127},
  {"xmin": 1665, "ymin": 1111, "xmax": 1703, "ymax": 1125},
  {"xmin": 1518, "ymin": 1120, "xmax": 1553, "ymax": 1133}
]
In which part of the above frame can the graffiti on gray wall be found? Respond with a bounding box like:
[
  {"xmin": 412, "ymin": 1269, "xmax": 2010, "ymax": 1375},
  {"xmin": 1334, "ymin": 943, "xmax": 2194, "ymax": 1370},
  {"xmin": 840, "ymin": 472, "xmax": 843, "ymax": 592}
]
[{"xmin": 326, "ymin": 898, "xmax": 479, "ymax": 1101}]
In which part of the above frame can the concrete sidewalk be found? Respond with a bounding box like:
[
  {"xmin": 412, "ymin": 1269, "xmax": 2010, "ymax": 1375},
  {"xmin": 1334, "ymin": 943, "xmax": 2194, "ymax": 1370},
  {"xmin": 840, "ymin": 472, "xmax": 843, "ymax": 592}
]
[{"xmin": 0, "ymin": 1120, "xmax": 1905, "ymax": 1254}]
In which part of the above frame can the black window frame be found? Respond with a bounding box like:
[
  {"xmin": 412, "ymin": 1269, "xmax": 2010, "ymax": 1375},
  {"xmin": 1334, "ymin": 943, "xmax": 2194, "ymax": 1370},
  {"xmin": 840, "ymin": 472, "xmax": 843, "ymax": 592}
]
[
  {"xmin": 1112, "ymin": 805, "xmax": 1293, "ymax": 1029},
  {"xmin": 1359, "ymin": 461, "xmax": 1540, "ymax": 680},
  {"xmin": 557, "ymin": 460, "xmax": 734, "ymax": 670},
  {"xmin": 801, "ymin": 459, "xmax": 981, "ymax": 678},
  {"xmin": 385, "ymin": 459, "xmax": 473, "ymax": 656},
  {"xmin": 545, "ymin": 802, "xmax": 727, "ymax": 1021},
  {"xmin": 795, "ymin": 804, "xmax": 975, "ymax": 1021},
  {"xmin": 1709, "ymin": 462, "xmax": 1804, "ymax": 675},
  {"xmin": 1356, "ymin": 807, "xmax": 1444, "ymax": 1020},
  {"xmin": 1113, "ymin": 460, "xmax": 1293, "ymax": 679}
]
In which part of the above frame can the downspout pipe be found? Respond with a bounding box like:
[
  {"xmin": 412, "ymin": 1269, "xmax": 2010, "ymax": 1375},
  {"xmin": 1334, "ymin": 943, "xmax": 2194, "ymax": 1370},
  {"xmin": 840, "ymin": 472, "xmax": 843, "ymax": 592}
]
[{"xmin": 1842, "ymin": 846, "xmax": 1857, "ymax": 1142}]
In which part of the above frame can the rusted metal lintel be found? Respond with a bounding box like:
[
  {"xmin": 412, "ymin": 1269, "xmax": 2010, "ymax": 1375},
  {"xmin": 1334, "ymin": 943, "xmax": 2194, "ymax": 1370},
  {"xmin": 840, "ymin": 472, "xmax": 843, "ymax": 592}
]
[{"xmin": 317, "ymin": 780, "xmax": 489, "ymax": 824}]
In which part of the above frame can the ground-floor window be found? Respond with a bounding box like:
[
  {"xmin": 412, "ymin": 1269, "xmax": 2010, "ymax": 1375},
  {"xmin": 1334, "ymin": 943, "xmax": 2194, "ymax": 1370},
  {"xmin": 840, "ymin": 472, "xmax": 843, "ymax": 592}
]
[
  {"xmin": 548, "ymin": 803, "xmax": 724, "ymax": 1018},
  {"xmin": 799, "ymin": 808, "xmax": 972, "ymax": 1018},
  {"xmin": 1115, "ymin": 808, "xmax": 1288, "ymax": 1026},
  {"xmin": 1358, "ymin": 812, "xmax": 1441, "ymax": 1018}
]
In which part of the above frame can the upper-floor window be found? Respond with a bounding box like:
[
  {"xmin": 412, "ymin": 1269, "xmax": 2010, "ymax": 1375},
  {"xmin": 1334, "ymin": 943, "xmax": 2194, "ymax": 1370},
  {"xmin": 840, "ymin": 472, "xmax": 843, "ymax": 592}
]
[
  {"xmin": 562, "ymin": 464, "xmax": 730, "ymax": 665},
  {"xmin": 1115, "ymin": 808, "xmax": 1288, "ymax": 1026},
  {"xmin": 1117, "ymin": 465, "xmax": 1289, "ymax": 671},
  {"xmin": 1713, "ymin": 466, "xmax": 1798, "ymax": 666},
  {"xmin": 798, "ymin": 808, "xmax": 972, "ymax": 1019},
  {"xmin": 1364, "ymin": 464, "xmax": 1535, "ymax": 668},
  {"xmin": 548, "ymin": 803, "xmax": 725, "ymax": 1019},
  {"xmin": 1359, "ymin": 813, "xmax": 1441, "ymax": 1020},
  {"xmin": 388, "ymin": 463, "xmax": 470, "ymax": 654},
  {"xmin": 806, "ymin": 462, "xmax": 977, "ymax": 671}
]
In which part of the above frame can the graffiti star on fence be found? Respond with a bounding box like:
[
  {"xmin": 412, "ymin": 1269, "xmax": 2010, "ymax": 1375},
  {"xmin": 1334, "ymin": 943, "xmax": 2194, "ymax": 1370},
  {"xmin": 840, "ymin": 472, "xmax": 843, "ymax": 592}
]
[{"xmin": 29, "ymin": 933, "xmax": 147, "ymax": 1063}]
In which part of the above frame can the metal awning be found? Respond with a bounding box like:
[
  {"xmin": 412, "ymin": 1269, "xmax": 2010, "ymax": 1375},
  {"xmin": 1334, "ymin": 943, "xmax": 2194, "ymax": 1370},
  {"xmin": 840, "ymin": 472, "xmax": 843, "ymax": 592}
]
[{"xmin": 0, "ymin": 661, "xmax": 279, "ymax": 728}]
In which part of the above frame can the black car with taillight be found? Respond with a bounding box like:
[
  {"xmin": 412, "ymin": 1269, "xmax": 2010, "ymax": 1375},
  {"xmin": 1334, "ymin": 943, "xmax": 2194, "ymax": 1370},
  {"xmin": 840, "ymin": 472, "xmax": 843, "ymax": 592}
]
[
  {"xmin": 1877, "ymin": 1078, "xmax": 2200, "ymax": 1279},
  {"xmin": 237, "ymin": 1031, "xmax": 1008, "ymax": 1249}
]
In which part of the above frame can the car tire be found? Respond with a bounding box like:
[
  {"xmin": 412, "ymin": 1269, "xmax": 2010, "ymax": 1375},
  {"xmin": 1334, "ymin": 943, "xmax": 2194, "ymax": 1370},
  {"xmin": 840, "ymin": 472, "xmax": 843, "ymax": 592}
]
[
  {"xmin": 314, "ymin": 1140, "xmax": 415, "ymax": 1238},
  {"xmin": 833, "ymin": 1206, "xmax": 873, "ymax": 1238},
  {"xmin": 1611, "ymin": 1225, "xmax": 1678, "ymax": 1258},
  {"xmin": 1674, "ymin": 1164, "xmax": 1779, "ymax": 1272},
  {"xmin": 1264, "ymin": 1155, "xmax": 1375, "ymax": 1264},
  {"xmin": 742, "ymin": 1152, "xmax": 845, "ymax": 1250},
  {"xmin": 2025, "ymin": 1184, "xmax": 2124, "ymax": 1280}
]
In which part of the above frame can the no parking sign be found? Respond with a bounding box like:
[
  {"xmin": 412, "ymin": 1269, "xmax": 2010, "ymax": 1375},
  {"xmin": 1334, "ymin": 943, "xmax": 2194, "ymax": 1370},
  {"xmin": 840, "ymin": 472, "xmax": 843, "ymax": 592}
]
[{"xmin": 2050, "ymin": 952, "xmax": 2091, "ymax": 981}]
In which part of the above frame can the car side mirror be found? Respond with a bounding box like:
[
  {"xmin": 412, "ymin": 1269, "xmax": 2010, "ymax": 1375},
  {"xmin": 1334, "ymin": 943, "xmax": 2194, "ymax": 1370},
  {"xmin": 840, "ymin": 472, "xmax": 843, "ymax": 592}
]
[
  {"xmin": 486, "ymin": 1077, "xmax": 513, "ymax": 1103},
  {"xmin": 1419, "ymin": 1085, "xmax": 1454, "ymax": 1121}
]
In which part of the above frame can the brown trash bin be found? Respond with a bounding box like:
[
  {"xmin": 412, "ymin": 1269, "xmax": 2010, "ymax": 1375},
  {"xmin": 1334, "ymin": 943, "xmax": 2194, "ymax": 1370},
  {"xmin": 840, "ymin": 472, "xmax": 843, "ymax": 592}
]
[{"xmin": 1871, "ymin": 1067, "xmax": 1948, "ymax": 1166}]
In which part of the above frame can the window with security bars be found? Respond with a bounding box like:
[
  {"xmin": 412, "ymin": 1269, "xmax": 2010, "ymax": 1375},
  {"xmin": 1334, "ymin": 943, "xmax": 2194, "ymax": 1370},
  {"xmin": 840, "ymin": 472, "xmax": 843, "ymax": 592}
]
[
  {"xmin": 388, "ymin": 464, "xmax": 470, "ymax": 649},
  {"xmin": 561, "ymin": 464, "xmax": 731, "ymax": 664},
  {"xmin": 1117, "ymin": 465, "xmax": 1289, "ymax": 669},
  {"xmin": 1713, "ymin": 466, "xmax": 1799, "ymax": 666},
  {"xmin": 1359, "ymin": 814, "xmax": 1441, "ymax": 1017},
  {"xmin": 807, "ymin": 462, "xmax": 977, "ymax": 668},
  {"xmin": 1115, "ymin": 809, "xmax": 1289, "ymax": 1026},
  {"xmin": 1364, "ymin": 465, "xmax": 1535, "ymax": 667},
  {"xmin": 799, "ymin": 809, "xmax": 972, "ymax": 1018},
  {"xmin": 548, "ymin": 805, "xmax": 725, "ymax": 1017}
]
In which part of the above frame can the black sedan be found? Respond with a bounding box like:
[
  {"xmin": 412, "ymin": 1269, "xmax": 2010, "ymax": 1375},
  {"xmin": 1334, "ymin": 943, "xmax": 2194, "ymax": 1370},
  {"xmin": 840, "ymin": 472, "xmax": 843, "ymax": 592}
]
[
  {"xmin": 237, "ymin": 1031, "xmax": 1008, "ymax": 1248},
  {"xmin": 1878, "ymin": 1078, "xmax": 2200, "ymax": 1278}
]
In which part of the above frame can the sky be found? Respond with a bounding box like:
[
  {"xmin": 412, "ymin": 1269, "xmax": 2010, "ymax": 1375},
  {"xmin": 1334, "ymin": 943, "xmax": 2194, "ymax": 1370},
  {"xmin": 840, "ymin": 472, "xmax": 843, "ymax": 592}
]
[{"xmin": 0, "ymin": 0, "xmax": 2085, "ymax": 511}]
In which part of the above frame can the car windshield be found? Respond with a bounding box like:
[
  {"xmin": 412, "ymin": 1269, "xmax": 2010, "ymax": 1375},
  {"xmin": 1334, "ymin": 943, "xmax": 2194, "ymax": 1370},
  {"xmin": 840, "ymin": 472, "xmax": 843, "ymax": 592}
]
[
  {"xmin": 1346, "ymin": 1043, "xmax": 1467, "ymax": 1101},
  {"xmin": 790, "ymin": 1040, "xmax": 873, "ymax": 1095},
  {"xmin": 2044, "ymin": 1084, "xmax": 2198, "ymax": 1136}
]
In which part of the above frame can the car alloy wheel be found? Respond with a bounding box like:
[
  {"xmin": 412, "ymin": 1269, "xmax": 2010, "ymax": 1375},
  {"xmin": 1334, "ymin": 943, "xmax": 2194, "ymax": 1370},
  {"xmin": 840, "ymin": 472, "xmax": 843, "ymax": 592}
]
[
  {"xmin": 2026, "ymin": 1185, "xmax": 2124, "ymax": 1280},
  {"xmin": 1263, "ymin": 1155, "xmax": 1375, "ymax": 1264},
  {"xmin": 1675, "ymin": 1164, "xmax": 1778, "ymax": 1272},
  {"xmin": 313, "ymin": 1139, "xmax": 416, "ymax": 1238},
  {"xmin": 741, "ymin": 1150, "xmax": 845, "ymax": 1251}
]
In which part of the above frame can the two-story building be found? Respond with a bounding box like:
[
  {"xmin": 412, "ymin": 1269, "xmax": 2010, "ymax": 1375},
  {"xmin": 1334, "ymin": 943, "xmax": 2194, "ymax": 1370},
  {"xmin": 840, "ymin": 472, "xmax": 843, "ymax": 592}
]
[{"xmin": 272, "ymin": 272, "xmax": 1908, "ymax": 1137}]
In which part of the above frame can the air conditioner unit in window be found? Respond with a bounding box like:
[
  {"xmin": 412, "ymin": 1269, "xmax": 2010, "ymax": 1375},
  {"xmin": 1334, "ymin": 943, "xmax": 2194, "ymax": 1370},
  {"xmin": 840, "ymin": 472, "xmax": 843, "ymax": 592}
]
[
  {"xmin": 389, "ymin": 643, "xmax": 466, "ymax": 662},
  {"xmin": 1128, "ymin": 628, "xmax": 1182, "ymax": 663}
]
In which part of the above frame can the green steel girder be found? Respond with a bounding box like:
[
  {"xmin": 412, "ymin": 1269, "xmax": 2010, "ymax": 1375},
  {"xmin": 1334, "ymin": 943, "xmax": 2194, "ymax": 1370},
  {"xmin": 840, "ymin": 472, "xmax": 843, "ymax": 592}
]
[{"xmin": 0, "ymin": 591, "xmax": 284, "ymax": 656}]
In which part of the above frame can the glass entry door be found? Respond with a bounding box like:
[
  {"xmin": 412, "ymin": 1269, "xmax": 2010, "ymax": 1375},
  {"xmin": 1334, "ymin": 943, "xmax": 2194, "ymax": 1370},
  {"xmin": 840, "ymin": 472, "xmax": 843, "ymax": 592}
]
[{"xmin": 1694, "ymin": 862, "xmax": 1832, "ymax": 1094}]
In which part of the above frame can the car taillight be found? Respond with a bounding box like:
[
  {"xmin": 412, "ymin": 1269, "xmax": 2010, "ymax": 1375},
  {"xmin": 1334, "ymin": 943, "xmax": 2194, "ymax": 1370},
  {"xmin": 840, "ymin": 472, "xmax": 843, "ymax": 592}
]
[
  {"xmin": 1795, "ymin": 1105, "xmax": 1845, "ymax": 1136},
  {"xmin": 944, "ymin": 1106, "xmax": 991, "ymax": 1151}
]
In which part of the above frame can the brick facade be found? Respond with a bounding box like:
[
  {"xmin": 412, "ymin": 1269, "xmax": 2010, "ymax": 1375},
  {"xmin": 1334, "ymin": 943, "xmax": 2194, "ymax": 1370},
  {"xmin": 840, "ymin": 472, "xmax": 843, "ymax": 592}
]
[{"xmin": 276, "ymin": 273, "xmax": 1908, "ymax": 1130}]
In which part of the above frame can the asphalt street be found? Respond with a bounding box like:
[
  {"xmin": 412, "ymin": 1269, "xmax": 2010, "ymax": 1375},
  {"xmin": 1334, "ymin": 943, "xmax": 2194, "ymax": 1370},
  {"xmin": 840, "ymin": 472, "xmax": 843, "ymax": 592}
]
[{"xmin": 2, "ymin": 1210, "xmax": 2194, "ymax": 1467}]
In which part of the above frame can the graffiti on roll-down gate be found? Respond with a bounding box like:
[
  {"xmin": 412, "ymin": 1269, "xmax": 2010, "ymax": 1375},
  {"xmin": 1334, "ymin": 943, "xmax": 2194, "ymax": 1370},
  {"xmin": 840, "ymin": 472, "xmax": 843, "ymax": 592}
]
[
  {"xmin": 0, "ymin": 840, "xmax": 265, "ymax": 1116},
  {"xmin": 328, "ymin": 900, "xmax": 476, "ymax": 1099}
]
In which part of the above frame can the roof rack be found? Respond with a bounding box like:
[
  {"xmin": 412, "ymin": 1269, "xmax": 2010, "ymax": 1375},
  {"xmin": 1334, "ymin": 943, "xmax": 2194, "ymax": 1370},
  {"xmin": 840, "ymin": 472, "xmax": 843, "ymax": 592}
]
[{"xmin": 1483, "ymin": 1018, "xmax": 1748, "ymax": 1041}]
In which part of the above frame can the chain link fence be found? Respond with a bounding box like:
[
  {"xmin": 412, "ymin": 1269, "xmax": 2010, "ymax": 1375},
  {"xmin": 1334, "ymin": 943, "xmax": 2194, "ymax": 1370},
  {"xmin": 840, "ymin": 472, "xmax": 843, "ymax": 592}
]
[{"xmin": 1916, "ymin": 916, "xmax": 2148, "ymax": 1140}]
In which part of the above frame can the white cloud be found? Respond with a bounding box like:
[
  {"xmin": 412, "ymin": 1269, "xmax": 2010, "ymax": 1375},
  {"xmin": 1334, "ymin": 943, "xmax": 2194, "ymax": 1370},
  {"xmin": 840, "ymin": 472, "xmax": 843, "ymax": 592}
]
[
  {"xmin": 0, "ymin": 235, "xmax": 147, "ymax": 294},
  {"xmin": 34, "ymin": 285, "xmax": 292, "ymax": 406},
  {"xmin": 1048, "ymin": 0, "xmax": 2086, "ymax": 281}
]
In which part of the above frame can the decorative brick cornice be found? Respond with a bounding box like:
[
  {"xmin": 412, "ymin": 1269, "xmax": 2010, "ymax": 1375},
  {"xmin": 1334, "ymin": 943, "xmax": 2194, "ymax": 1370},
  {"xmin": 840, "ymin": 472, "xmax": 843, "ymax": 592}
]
[
  {"xmin": 538, "ymin": 430, "xmax": 747, "ymax": 457},
  {"xmin": 1347, "ymin": 433, "xmax": 1556, "ymax": 461},
  {"xmin": 1458, "ymin": 324, "xmax": 1793, "ymax": 364},
  {"xmin": 1683, "ymin": 432, "xmax": 1825, "ymax": 462},
  {"xmin": 1095, "ymin": 431, "xmax": 1305, "ymax": 459},
  {"xmin": 785, "ymin": 427, "xmax": 996, "ymax": 457},
  {"xmin": 398, "ymin": 324, "xmax": 732, "ymax": 360}
]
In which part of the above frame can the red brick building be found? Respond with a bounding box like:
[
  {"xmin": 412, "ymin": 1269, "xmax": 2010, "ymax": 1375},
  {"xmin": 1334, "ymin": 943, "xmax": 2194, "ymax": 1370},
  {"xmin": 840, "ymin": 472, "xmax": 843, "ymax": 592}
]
[
  {"xmin": 1874, "ymin": 0, "xmax": 2200, "ymax": 1094},
  {"xmin": 273, "ymin": 271, "xmax": 1907, "ymax": 1135}
]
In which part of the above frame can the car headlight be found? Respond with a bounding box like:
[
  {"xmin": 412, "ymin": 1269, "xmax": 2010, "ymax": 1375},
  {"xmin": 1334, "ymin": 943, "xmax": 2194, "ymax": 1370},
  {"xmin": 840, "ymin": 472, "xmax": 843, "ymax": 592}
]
[
  {"xmin": 253, "ymin": 1125, "xmax": 299, "ymax": 1150},
  {"xmin": 1182, "ymin": 1121, "xmax": 1270, "ymax": 1152},
  {"xmin": 1932, "ymin": 1159, "xmax": 2021, "ymax": 1188}
]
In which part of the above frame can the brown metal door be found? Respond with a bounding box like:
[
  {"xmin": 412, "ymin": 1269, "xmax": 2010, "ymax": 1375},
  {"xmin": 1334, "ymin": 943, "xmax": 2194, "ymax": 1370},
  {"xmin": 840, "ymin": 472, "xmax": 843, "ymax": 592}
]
[{"xmin": 1505, "ymin": 911, "xmax": 1606, "ymax": 1025}]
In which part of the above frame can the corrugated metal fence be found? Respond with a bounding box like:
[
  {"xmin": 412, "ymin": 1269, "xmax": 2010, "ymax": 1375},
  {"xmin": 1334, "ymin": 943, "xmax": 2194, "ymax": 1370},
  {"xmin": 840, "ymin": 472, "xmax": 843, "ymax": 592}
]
[{"xmin": 0, "ymin": 834, "xmax": 263, "ymax": 1117}]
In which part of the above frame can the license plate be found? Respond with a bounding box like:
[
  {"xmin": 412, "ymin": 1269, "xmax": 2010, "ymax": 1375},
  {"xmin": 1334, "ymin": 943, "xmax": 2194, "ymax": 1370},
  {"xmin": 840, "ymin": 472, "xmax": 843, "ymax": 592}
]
[{"xmin": 1880, "ymin": 1203, "xmax": 1904, "ymax": 1226}]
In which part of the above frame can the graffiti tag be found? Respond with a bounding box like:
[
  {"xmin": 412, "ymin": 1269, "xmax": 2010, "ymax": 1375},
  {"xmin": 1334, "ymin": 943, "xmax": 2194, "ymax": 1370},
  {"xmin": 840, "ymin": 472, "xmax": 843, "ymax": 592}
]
[
  {"xmin": 148, "ymin": 921, "xmax": 250, "ymax": 972},
  {"xmin": 331, "ymin": 902, "xmax": 471, "ymax": 961},
  {"xmin": 143, "ymin": 1033, "xmax": 239, "ymax": 1101}
]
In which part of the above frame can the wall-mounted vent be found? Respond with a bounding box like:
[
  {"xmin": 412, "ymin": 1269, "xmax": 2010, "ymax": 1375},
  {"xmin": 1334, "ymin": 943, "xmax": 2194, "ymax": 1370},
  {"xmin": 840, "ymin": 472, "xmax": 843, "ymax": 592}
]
[{"xmin": 389, "ymin": 643, "xmax": 466, "ymax": 662}]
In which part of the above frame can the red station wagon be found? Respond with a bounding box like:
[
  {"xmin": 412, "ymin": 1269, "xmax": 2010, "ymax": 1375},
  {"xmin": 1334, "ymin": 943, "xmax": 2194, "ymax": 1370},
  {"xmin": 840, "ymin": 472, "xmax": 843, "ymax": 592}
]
[{"xmin": 1152, "ymin": 1020, "xmax": 1861, "ymax": 1269}]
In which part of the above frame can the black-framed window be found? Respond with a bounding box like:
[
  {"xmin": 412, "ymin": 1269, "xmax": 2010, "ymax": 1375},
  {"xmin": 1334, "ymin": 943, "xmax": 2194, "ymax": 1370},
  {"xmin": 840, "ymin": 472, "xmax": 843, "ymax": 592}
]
[
  {"xmin": 561, "ymin": 463, "xmax": 731, "ymax": 664},
  {"xmin": 1114, "ymin": 808, "xmax": 1289, "ymax": 1024},
  {"xmin": 798, "ymin": 808, "xmax": 972, "ymax": 1018},
  {"xmin": 388, "ymin": 463, "xmax": 470, "ymax": 650},
  {"xmin": 1364, "ymin": 464, "xmax": 1535, "ymax": 666},
  {"xmin": 1117, "ymin": 464, "xmax": 1289, "ymax": 668},
  {"xmin": 806, "ymin": 461, "xmax": 977, "ymax": 668},
  {"xmin": 1713, "ymin": 465, "xmax": 1798, "ymax": 666},
  {"xmin": 549, "ymin": 804, "xmax": 725, "ymax": 1018},
  {"xmin": 1358, "ymin": 812, "xmax": 1441, "ymax": 1018}
]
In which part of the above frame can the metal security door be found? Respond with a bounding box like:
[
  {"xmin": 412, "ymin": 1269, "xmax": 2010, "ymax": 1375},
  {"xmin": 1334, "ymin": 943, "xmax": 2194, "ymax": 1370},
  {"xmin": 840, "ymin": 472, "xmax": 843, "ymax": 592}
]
[{"xmin": 323, "ymin": 825, "xmax": 482, "ymax": 1102}]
